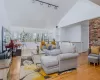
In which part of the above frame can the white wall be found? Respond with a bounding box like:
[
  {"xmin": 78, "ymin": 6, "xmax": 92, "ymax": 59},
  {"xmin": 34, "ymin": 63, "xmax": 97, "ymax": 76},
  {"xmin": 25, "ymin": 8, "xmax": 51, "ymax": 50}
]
[
  {"xmin": 81, "ymin": 21, "xmax": 89, "ymax": 52},
  {"xmin": 59, "ymin": 21, "xmax": 89, "ymax": 53},
  {"xmin": 59, "ymin": 23, "xmax": 82, "ymax": 53},
  {"xmin": 60, "ymin": 23, "xmax": 81, "ymax": 42}
]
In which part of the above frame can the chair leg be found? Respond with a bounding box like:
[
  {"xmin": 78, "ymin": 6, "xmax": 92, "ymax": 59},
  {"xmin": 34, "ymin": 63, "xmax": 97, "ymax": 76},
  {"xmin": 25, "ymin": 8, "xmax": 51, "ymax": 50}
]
[
  {"xmin": 97, "ymin": 63, "xmax": 99, "ymax": 65},
  {"xmin": 94, "ymin": 63, "xmax": 95, "ymax": 66}
]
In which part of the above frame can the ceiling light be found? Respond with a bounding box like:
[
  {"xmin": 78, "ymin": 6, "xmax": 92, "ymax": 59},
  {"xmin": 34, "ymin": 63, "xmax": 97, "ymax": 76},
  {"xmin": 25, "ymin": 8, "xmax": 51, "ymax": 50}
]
[
  {"xmin": 40, "ymin": 2, "xmax": 43, "ymax": 5},
  {"xmin": 54, "ymin": 6, "xmax": 58, "ymax": 9},
  {"xmin": 32, "ymin": 0, "xmax": 36, "ymax": 3},
  {"xmin": 48, "ymin": 4, "xmax": 51, "ymax": 7},
  {"xmin": 32, "ymin": 0, "xmax": 59, "ymax": 10}
]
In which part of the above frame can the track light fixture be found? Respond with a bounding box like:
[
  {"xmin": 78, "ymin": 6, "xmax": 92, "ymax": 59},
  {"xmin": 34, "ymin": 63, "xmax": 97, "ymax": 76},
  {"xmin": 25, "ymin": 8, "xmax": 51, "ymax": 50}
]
[
  {"xmin": 32, "ymin": 0, "xmax": 59, "ymax": 9},
  {"xmin": 40, "ymin": 2, "xmax": 43, "ymax": 5},
  {"xmin": 48, "ymin": 4, "xmax": 51, "ymax": 7},
  {"xmin": 54, "ymin": 6, "xmax": 58, "ymax": 9},
  {"xmin": 32, "ymin": 0, "xmax": 35, "ymax": 3}
]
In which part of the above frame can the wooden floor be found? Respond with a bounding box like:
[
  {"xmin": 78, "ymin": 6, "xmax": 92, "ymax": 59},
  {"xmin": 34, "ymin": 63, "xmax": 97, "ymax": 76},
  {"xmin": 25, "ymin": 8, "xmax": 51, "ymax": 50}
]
[
  {"xmin": 10, "ymin": 52, "xmax": 100, "ymax": 80},
  {"xmin": 48, "ymin": 53, "xmax": 100, "ymax": 80}
]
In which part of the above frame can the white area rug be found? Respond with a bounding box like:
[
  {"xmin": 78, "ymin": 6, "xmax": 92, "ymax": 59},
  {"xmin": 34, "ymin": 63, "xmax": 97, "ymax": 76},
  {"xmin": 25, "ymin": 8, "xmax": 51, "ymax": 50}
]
[{"xmin": 0, "ymin": 68, "xmax": 9, "ymax": 80}]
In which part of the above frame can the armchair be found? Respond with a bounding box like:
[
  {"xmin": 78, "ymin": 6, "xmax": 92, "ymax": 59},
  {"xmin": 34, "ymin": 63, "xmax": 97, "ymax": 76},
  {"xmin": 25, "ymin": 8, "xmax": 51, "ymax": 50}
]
[{"xmin": 88, "ymin": 46, "xmax": 100, "ymax": 66}]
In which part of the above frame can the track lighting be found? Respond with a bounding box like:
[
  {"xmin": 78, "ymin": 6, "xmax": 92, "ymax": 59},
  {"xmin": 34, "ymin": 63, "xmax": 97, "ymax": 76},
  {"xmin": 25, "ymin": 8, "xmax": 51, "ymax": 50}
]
[
  {"xmin": 54, "ymin": 6, "xmax": 58, "ymax": 9},
  {"xmin": 32, "ymin": 0, "xmax": 35, "ymax": 3},
  {"xmin": 48, "ymin": 4, "xmax": 51, "ymax": 7},
  {"xmin": 32, "ymin": 0, "xmax": 59, "ymax": 10},
  {"xmin": 40, "ymin": 2, "xmax": 43, "ymax": 5}
]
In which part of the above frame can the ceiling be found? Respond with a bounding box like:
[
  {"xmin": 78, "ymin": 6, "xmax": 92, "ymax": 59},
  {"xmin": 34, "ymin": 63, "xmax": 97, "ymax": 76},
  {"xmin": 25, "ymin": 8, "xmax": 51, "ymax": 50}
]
[
  {"xmin": 4, "ymin": 0, "xmax": 100, "ymax": 28},
  {"xmin": 91, "ymin": 0, "xmax": 100, "ymax": 5},
  {"xmin": 58, "ymin": 0, "xmax": 100, "ymax": 28},
  {"xmin": 4, "ymin": 0, "xmax": 78, "ymax": 28}
]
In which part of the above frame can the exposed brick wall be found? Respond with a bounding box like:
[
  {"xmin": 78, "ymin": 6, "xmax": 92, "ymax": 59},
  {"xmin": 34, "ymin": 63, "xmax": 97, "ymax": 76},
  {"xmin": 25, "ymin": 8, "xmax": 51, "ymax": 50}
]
[{"xmin": 89, "ymin": 18, "xmax": 100, "ymax": 46}]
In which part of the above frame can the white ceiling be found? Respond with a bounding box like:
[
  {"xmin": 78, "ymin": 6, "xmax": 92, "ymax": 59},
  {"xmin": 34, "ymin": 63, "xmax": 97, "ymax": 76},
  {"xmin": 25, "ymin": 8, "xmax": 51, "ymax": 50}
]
[
  {"xmin": 4, "ymin": 0, "xmax": 78, "ymax": 28},
  {"xmin": 91, "ymin": 0, "xmax": 100, "ymax": 5},
  {"xmin": 58, "ymin": 0, "xmax": 100, "ymax": 28}
]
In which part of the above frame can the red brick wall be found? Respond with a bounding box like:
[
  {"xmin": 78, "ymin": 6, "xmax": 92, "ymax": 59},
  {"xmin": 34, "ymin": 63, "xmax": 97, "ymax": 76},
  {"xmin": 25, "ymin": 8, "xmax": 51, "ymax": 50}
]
[{"xmin": 89, "ymin": 18, "xmax": 100, "ymax": 46}]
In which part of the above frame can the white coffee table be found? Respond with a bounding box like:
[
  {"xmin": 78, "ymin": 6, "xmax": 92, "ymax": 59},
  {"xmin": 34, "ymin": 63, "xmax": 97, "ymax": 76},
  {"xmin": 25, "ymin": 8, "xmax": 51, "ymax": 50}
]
[{"xmin": 31, "ymin": 50, "xmax": 45, "ymax": 65}]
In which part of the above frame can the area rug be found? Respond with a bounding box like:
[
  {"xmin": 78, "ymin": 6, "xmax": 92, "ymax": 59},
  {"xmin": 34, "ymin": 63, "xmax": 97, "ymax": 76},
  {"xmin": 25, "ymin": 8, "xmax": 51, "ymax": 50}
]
[
  {"xmin": 0, "ymin": 68, "xmax": 9, "ymax": 80},
  {"xmin": 20, "ymin": 56, "xmax": 76, "ymax": 80}
]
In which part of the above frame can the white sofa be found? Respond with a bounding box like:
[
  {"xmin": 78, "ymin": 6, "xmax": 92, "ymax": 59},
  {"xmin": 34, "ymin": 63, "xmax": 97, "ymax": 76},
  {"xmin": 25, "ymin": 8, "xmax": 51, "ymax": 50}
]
[{"xmin": 41, "ymin": 44, "xmax": 78, "ymax": 74}]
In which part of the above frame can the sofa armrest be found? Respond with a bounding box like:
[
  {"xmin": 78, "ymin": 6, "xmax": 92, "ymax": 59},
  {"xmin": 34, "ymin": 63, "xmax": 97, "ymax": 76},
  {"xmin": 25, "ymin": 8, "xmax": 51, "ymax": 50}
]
[{"xmin": 58, "ymin": 53, "xmax": 78, "ymax": 61}]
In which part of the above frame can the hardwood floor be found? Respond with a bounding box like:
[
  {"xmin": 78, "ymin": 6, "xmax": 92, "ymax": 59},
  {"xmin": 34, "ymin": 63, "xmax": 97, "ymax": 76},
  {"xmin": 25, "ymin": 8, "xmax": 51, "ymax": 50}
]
[
  {"xmin": 48, "ymin": 53, "xmax": 100, "ymax": 80},
  {"xmin": 9, "ymin": 52, "xmax": 100, "ymax": 80}
]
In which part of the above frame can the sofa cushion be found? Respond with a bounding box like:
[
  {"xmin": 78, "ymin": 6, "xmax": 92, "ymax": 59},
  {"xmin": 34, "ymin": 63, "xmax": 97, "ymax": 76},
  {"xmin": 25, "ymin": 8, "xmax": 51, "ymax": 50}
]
[
  {"xmin": 41, "ymin": 56, "xmax": 58, "ymax": 67},
  {"xmin": 58, "ymin": 53, "xmax": 78, "ymax": 61},
  {"xmin": 50, "ymin": 49, "xmax": 61, "ymax": 56},
  {"xmin": 43, "ymin": 49, "xmax": 61, "ymax": 56},
  {"xmin": 43, "ymin": 49, "xmax": 50, "ymax": 55},
  {"xmin": 60, "ymin": 45, "xmax": 76, "ymax": 53}
]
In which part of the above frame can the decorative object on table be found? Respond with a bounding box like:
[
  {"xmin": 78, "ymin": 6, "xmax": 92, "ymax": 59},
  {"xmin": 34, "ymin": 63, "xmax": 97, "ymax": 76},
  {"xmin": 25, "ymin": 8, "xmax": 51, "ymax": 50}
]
[
  {"xmin": 36, "ymin": 46, "xmax": 39, "ymax": 55},
  {"xmin": 51, "ymin": 39, "xmax": 56, "ymax": 45},
  {"xmin": 40, "ymin": 41, "xmax": 46, "ymax": 50}
]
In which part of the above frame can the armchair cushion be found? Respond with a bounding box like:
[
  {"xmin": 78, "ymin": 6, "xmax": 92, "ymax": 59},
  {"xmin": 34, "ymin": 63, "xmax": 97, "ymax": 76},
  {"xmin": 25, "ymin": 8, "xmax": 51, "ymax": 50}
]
[
  {"xmin": 41, "ymin": 56, "xmax": 58, "ymax": 67},
  {"xmin": 89, "ymin": 54, "xmax": 99, "ymax": 57},
  {"xmin": 58, "ymin": 53, "xmax": 78, "ymax": 61}
]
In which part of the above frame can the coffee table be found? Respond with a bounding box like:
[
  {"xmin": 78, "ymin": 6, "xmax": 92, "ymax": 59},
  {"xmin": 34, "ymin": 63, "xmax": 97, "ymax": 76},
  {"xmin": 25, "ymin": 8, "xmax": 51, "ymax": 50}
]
[{"xmin": 31, "ymin": 50, "xmax": 45, "ymax": 65}]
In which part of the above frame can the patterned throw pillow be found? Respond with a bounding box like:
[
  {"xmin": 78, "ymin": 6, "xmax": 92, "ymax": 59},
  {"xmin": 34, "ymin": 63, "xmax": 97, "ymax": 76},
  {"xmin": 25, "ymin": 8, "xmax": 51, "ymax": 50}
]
[{"xmin": 47, "ymin": 45, "xmax": 52, "ymax": 50}]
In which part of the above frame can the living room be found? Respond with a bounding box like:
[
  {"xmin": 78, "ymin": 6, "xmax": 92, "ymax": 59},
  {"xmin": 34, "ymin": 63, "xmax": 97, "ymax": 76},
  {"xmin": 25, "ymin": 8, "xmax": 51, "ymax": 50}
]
[{"xmin": 0, "ymin": 0, "xmax": 100, "ymax": 80}]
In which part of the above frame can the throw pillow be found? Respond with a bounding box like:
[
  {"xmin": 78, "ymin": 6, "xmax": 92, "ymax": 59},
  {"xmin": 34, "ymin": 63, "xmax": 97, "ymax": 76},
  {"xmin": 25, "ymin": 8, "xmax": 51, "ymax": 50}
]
[
  {"xmin": 50, "ymin": 49, "xmax": 61, "ymax": 56},
  {"xmin": 91, "ymin": 46, "xmax": 100, "ymax": 54}
]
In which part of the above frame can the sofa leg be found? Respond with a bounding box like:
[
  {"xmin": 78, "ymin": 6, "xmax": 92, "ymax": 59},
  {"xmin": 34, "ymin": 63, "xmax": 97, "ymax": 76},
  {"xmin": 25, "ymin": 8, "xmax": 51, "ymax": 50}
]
[
  {"xmin": 88, "ymin": 62, "xmax": 90, "ymax": 65},
  {"xmin": 58, "ymin": 68, "xmax": 76, "ymax": 75}
]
